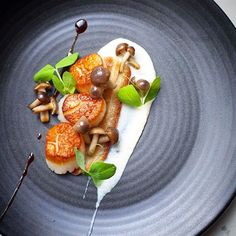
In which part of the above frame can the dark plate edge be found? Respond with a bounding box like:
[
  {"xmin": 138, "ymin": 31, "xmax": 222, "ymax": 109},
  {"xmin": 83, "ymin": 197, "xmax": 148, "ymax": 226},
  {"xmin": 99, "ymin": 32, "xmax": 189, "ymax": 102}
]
[{"xmin": 197, "ymin": 1, "xmax": 236, "ymax": 234}]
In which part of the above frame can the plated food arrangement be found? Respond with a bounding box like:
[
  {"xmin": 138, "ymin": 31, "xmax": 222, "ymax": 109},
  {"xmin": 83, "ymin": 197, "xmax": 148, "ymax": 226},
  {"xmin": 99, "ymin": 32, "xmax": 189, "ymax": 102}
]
[
  {"xmin": 1, "ymin": 19, "xmax": 160, "ymax": 235},
  {"xmin": 1, "ymin": 0, "xmax": 236, "ymax": 235}
]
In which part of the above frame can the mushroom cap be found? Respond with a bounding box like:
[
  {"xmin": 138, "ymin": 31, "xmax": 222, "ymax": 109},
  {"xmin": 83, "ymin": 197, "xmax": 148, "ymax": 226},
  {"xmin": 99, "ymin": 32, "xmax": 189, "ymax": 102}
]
[
  {"xmin": 73, "ymin": 116, "xmax": 90, "ymax": 134},
  {"xmin": 34, "ymin": 82, "xmax": 51, "ymax": 92},
  {"xmin": 116, "ymin": 43, "xmax": 128, "ymax": 56},
  {"xmin": 91, "ymin": 66, "xmax": 110, "ymax": 86},
  {"xmin": 90, "ymin": 85, "xmax": 103, "ymax": 99},
  {"xmin": 51, "ymin": 97, "xmax": 58, "ymax": 115},
  {"xmin": 37, "ymin": 91, "xmax": 51, "ymax": 104},
  {"xmin": 106, "ymin": 127, "xmax": 119, "ymax": 144},
  {"xmin": 136, "ymin": 79, "xmax": 150, "ymax": 92},
  {"xmin": 127, "ymin": 46, "xmax": 135, "ymax": 56}
]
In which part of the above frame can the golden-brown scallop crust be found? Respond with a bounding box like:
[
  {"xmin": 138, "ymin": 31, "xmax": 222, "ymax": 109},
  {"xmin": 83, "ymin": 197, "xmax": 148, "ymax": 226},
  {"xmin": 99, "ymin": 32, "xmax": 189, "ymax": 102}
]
[
  {"xmin": 69, "ymin": 53, "xmax": 103, "ymax": 93},
  {"xmin": 45, "ymin": 122, "xmax": 85, "ymax": 174},
  {"xmin": 62, "ymin": 93, "xmax": 106, "ymax": 126}
]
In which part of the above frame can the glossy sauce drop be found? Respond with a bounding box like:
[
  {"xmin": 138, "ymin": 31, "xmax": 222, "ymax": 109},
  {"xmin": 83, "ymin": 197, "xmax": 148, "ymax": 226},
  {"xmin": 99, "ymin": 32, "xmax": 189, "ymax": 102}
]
[
  {"xmin": 0, "ymin": 153, "xmax": 34, "ymax": 223},
  {"xmin": 37, "ymin": 133, "xmax": 42, "ymax": 140},
  {"xmin": 68, "ymin": 19, "xmax": 88, "ymax": 55}
]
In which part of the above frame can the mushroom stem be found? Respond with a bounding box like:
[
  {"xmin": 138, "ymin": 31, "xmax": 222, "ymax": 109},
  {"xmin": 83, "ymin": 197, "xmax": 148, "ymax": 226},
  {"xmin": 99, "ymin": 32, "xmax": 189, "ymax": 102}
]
[
  {"xmin": 40, "ymin": 111, "xmax": 50, "ymax": 123},
  {"xmin": 128, "ymin": 58, "xmax": 140, "ymax": 69},
  {"xmin": 101, "ymin": 57, "xmax": 107, "ymax": 68},
  {"xmin": 109, "ymin": 60, "xmax": 120, "ymax": 85},
  {"xmin": 83, "ymin": 133, "xmax": 91, "ymax": 144},
  {"xmin": 98, "ymin": 135, "xmax": 109, "ymax": 144},
  {"xmin": 31, "ymin": 82, "xmax": 53, "ymax": 123},
  {"xmin": 90, "ymin": 127, "xmax": 106, "ymax": 135},
  {"xmin": 32, "ymin": 97, "xmax": 58, "ymax": 115},
  {"xmin": 88, "ymin": 134, "xmax": 99, "ymax": 155},
  {"xmin": 28, "ymin": 99, "xmax": 41, "ymax": 109},
  {"xmin": 107, "ymin": 80, "xmax": 117, "ymax": 89},
  {"xmin": 32, "ymin": 103, "xmax": 53, "ymax": 113},
  {"xmin": 120, "ymin": 51, "xmax": 131, "ymax": 72}
]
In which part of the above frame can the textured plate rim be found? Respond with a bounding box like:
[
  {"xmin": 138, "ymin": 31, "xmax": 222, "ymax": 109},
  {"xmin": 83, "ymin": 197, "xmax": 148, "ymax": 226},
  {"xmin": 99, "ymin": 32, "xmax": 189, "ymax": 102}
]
[
  {"xmin": 197, "ymin": 2, "xmax": 236, "ymax": 234},
  {"xmin": 0, "ymin": 0, "xmax": 236, "ymax": 235}
]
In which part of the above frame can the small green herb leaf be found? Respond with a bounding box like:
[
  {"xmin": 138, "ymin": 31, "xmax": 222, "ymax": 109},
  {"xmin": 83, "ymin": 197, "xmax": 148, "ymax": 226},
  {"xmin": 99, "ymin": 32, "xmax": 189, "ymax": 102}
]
[
  {"xmin": 52, "ymin": 74, "xmax": 65, "ymax": 95},
  {"xmin": 55, "ymin": 53, "xmax": 79, "ymax": 69},
  {"xmin": 62, "ymin": 71, "xmax": 76, "ymax": 94},
  {"xmin": 74, "ymin": 148, "xmax": 86, "ymax": 172},
  {"xmin": 91, "ymin": 177, "xmax": 102, "ymax": 187},
  {"xmin": 89, "ymin": 162, "xmax": 116, "ymax": 180},
  {"xmin": 34, "ymin": 64, "xmax": 55, "ymax": 82},
  {"xmin": 144, "ymin": 76, "xmax": 161, "ymax": 104},
  {"xmin": 117, "ymin": 85, "xmax": 142, "ymax": 107},
  {"xmin": 73, "ymin": 148, "xmax": 116, "ymax": 188}
]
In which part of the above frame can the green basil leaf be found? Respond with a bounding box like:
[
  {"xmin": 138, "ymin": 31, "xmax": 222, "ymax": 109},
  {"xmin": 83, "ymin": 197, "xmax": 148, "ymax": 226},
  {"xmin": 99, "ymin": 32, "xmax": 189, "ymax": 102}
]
[
  {"xmin": 144, "ymin": 76, "xmax": 161, "ymax": 104},
  {"xmin": 62, "ymin": 71, "xmax": 76, "ymax": 94},
  {"xmin": 89, "ymin": 162, "xmax": 116, "ymax": 180},
  {"xmin": 52, "ymin": 74, "xmax": 65, "ymax": 95},
  {"xmin": 74, "ymin": 147, "xmax": 86, "ymax": 172},
  {"xmin": 117, "ymin": 85, "xmax": 142, "ymax": 107},
  {"xmin": 55, "ymin": 53, "xmax": 79, "ymax": 69},
  {"xmin": 34, "ymin": 64, "xmax": 55, "ymax": 82}
]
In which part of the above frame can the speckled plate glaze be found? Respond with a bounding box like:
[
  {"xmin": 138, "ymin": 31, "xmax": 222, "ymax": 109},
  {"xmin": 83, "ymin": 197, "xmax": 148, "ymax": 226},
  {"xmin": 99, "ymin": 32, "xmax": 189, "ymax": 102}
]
[{"xmin": 0, "ymin": 0, "xmax": 236, "ymax": 235}]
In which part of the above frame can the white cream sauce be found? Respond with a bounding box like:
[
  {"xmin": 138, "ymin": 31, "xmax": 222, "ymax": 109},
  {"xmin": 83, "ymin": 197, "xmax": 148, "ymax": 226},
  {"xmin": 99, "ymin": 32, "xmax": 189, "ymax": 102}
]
[{"xmin": 96, "ymin": 38, "xmax": 156, "ymax": 205}]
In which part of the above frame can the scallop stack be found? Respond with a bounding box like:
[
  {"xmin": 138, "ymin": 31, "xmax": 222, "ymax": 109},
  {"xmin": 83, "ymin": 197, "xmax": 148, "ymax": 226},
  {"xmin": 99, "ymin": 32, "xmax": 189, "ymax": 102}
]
[{"xmin": 44, "ymin": 44, "xmax": 134, "ymax": 174}]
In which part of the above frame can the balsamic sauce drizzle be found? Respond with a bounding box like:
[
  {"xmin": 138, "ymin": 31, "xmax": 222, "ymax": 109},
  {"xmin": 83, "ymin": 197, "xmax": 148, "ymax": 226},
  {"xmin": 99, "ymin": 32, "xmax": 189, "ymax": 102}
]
[
  {"xmin": 37, "ymin": 133, "xmax": 42, "ymax": 140},
  {"xmin": 53, "ymin": 19, "xmax": 87, "ymax": 98},
  {"xmin": 0, "ymin": 153, "xmax": 34, "ymax": 223}
]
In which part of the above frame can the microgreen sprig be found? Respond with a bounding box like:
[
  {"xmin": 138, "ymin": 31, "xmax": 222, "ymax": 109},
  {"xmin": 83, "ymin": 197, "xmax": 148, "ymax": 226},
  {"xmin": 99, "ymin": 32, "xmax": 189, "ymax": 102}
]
[
  {"xmin": 74, "ymin": 148, "xmax": 116, "ymax": 187},
  {"xmin": 117, "ymin": 76, "xmax": 161, "ymax": 107},
  {"xmin": 33, "ymin": 53, "xmax": 79, "ymax": 95}
]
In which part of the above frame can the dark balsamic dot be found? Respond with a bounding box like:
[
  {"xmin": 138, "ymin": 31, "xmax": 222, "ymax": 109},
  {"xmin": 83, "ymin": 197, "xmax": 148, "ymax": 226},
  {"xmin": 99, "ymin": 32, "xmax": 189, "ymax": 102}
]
[{"xmin": 75, "ymin": 19, "xmax": 88, "ymax": 34}]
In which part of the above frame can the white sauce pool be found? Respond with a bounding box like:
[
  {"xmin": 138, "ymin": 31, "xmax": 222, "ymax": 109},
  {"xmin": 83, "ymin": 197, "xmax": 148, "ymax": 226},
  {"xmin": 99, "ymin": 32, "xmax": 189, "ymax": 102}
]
[{"xmin": 96, "ymin": 38, "xmax": 156, "ymax": 206}]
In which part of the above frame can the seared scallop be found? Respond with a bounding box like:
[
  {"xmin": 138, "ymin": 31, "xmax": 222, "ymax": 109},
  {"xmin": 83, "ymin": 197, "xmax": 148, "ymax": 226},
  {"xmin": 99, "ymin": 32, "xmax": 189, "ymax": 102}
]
[
  {"xmin": 69, "ymin": 53, "xmax": 103, "ymax": 93},
  {"xmin": 61, "ymin": 93, "xmax": 106, "ymax": 126},
  {"xmin": 45, "ymin": 122, "xmax": 85, "ymax": 174}
]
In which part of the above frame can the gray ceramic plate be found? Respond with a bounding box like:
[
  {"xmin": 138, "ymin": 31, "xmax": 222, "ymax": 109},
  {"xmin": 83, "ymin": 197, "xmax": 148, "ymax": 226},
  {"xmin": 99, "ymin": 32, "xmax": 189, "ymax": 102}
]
[{"xmin": 0, "ymin": 0, "xmax": 236, "ymax": 235}]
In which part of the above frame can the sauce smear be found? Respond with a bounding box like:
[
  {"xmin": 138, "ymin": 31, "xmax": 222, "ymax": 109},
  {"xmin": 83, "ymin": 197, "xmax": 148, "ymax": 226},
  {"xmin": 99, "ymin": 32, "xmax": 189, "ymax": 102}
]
[
  {"xmin": 0, "ymin": 153, "xmax": 34, "ymax": 223},
  {"xmin": 87, "ymin": 202, "xmax": 100, "ymax": 236},
  {"xmin": 83, "ymin": 177, "xmax": 91, "ymax": 199}
]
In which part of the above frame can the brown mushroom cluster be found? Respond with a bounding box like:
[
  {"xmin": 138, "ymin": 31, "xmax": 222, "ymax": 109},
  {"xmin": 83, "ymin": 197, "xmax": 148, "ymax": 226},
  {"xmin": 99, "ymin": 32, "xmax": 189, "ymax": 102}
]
[
  {"xmin": 73, "ymin": 116, "xmax": 119, "ymax": 156},
  {"xmin": 28, "ymin": 82, "xmax": 58, "ymax": 123},
  {"xmin": 88, "ymin": 42, "xmax": 141, "ymax": 101},
  {"xmin": 89, "ymin": 65, "xmax": 117, "ymax": 99},
  {"xmin": 116, "ymin": 43, "xmax": 140, "ymax": 72}
]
